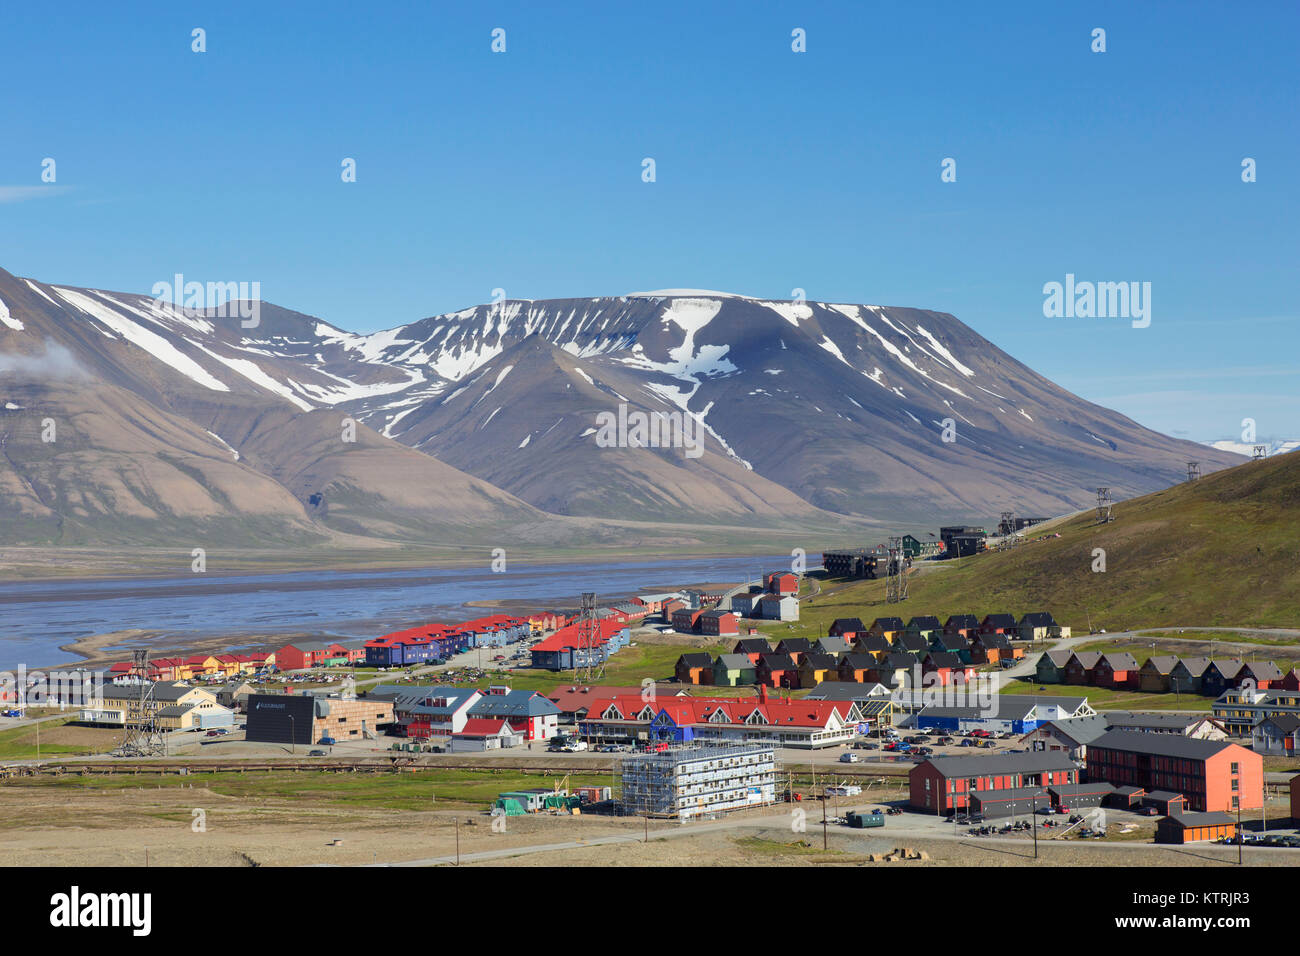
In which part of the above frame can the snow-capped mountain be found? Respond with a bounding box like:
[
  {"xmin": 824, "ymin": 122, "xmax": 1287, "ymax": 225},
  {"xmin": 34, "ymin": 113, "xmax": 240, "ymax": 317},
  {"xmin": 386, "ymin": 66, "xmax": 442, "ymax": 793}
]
[{"xmin": 0, "ymin": 266, "xmax": 1243, "ymax": 545}]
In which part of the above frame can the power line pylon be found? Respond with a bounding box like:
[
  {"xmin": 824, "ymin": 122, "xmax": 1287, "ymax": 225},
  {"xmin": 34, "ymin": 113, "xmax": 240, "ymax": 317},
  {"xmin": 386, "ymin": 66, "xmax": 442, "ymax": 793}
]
[
  {"xmin": 575, "ymin": 592, "xmax": 599, "ymax": 683},
  {"xmin": 885, "ymin": 537, "xmax": 908, "ymax": 604},
  {"xmin": 116, "ymin": 649, "xmax": 165, "ymax": 757},
  {"xmin": 1252, "ymin": 445, "xmax": 1268, "ymax": 461},
  {"xmin": 1187, "ymin": 461, "xmax": 1201, "ymax": 482},
  {"xmin": 1095, "ymin": 487, "xmax": 1113, "ymax": 524}
]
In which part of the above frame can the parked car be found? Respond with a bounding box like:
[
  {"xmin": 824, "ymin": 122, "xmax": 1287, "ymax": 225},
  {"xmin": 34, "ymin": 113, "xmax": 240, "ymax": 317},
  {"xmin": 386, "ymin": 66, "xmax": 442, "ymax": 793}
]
[{"xmin": 205, "ymin": 730, "xmax": 221, "ymax": 737}]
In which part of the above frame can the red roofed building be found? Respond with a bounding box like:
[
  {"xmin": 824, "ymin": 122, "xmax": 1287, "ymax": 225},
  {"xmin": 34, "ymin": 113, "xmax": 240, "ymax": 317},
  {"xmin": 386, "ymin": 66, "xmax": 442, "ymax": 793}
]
[{"xmin": 579, "ymin": 685, "xmax": 860, "ymax": 749}]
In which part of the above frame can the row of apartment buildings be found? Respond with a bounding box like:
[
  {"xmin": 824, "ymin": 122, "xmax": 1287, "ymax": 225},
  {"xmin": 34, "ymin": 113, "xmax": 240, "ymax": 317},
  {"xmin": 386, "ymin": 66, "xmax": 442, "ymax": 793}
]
[
  {"xmin": 909, "ymin": 729, "xmax": 1264, "ymax": 817},
  {"xmin": 1036, "ymin": 649, "xmax": 1297, "ymax": 696}
]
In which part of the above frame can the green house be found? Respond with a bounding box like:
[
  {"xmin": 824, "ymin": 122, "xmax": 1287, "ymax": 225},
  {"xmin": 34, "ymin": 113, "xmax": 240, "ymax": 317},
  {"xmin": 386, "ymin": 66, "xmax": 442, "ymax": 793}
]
[
  {"xmin": 711, "ymin": 653, "xmax": 757, "ymax": 687},
  {"xmin": 1035, "ymin": 650, "xmax": 1074, "ymax": 684}
]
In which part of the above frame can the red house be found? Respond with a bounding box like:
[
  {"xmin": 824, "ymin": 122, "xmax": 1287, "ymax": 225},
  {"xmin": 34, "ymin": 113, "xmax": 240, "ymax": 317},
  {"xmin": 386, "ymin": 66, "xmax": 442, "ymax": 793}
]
[
  {"xmin": 1282, "ymin": 670, "xmax": 1300, "ymax": 692},
  {"xmin": 1093, "ymin": 653, "xmax": 1139, "ymax": 689},
  {"xmin": 275, "ymin": 641, "xmax": 333, "ymax": 671},
  {"xmin": 1241, "ymin": 662, "xmax": 1284, "ymax": 689},
  {"xmin": 757, "ymin": 653, "xmax": 797, "ymax": 689},
  {"xmin": 765, "ymin": 572, "xmax": 798, "ymax": 596},
  {"xmin": 699, "ymin": 610, "xmax": 739, "ymax": 637},
  {"xmin": 670, "ymin": 608, "xmax": 702, "ymax": 634}
]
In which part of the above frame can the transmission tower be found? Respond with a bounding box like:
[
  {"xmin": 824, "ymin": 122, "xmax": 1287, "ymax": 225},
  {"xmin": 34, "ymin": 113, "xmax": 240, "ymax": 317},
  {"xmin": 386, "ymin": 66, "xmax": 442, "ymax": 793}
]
[
  {"xmin": 998, "ymin": 510, "xmax": 1018, "ymax": 550},
  {"xmin": 1253, "ymin": 445, "xmax": 1268, "ymax": 461},
  {"xmin": 574, "ymin": 592, "xmax": 602, "ymax": 683},
  {"xmin": 116, "ymin": 649, "xmax": 165, "ymax": 757},
  {"xmin": 1187, "ymin": 461, "xmax": 1201, "ymax": 482},
  {"xmin": 1095, "ymin": 487, "xmax": 1113, "ymax": 524},
  {"xmin": 885, "ymin": 536, "xmax": 908, "ymax": 604}
]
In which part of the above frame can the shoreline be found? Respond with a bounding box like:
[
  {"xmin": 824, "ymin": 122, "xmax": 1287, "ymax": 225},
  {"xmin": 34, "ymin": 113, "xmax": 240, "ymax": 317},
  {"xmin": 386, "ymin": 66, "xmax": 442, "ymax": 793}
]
[
  {"xmin": 27, "ymin": 572, "xmax": 753, "ymax": 672},
  {"xmin": 0, "ymin": 545, "xmax": 791, "ymax": 588}
]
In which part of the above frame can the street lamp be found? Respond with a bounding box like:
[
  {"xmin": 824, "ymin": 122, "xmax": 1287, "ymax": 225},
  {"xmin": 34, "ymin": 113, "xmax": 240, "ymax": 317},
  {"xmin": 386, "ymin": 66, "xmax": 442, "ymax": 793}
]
[{"xmin": 288, "ymin": 715, "xmax": 295, "ymax": 755}]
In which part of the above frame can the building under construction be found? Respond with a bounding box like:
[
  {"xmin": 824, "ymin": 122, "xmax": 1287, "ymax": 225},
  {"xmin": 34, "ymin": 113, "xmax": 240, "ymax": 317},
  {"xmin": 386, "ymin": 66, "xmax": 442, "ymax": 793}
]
[{"xmin": 620, "ymin": 744, "xmax": 777, "ymax": 821}]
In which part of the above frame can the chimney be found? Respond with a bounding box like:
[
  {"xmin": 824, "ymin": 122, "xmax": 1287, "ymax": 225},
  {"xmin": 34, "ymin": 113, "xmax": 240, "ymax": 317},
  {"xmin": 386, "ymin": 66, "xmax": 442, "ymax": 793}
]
[{"xmin": 759, "ymin": 684, "xmax": 768, "ymax": 704}]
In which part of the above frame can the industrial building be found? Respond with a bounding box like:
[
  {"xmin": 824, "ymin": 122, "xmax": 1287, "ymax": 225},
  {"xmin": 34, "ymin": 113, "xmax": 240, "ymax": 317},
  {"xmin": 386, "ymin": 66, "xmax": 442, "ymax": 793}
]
[
  {"xmin": 821, "ymin": 548, "xmax": 883, "ymax": 579},
  {"xmin": 620, "ymin": 744, "xmax": 777, "ymax": 820},
  {"xmin": 939, "ymin": 526, "xmax": 986, "ymax": 557},
  {"xmin": 912, "ymin": 694, "xmax": 1095, "ymax": 735},
  {"xmin": 244, "ymin": 693, "xmax": 394, "ymax": 746}
]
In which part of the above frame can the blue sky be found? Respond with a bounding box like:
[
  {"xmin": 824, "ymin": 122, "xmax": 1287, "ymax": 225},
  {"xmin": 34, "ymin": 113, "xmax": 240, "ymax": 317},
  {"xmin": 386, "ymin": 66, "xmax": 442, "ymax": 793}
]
[{"xmin": 1, "ymin": 1, "xmax": 1296, "ymax": 441}]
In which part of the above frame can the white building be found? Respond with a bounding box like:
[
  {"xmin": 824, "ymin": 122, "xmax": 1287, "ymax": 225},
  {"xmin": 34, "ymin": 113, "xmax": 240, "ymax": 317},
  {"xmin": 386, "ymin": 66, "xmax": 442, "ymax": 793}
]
[
  {"xmin": 620, "ymin": 745, "xmax": 777, "ymax": 820},
  {"xmin": 758, "ymin": 594, "xmax": 799, "ymax": 621}
]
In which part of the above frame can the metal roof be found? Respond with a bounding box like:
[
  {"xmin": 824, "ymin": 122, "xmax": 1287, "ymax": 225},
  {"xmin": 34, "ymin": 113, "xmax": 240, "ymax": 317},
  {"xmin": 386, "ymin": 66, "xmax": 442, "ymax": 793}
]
[
  {"xmin": 921, "ymin": 751, "xmax": 1078, "ymax": 778},
  {"xmin": 1091, "ymin": 730, "xmax": 1236, "ymax": 760}
]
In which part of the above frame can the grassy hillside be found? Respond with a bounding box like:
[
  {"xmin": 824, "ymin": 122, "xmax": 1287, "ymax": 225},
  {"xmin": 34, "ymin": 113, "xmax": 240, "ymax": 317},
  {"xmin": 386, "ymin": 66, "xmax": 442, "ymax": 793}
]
[{"xmin": 768, "ymin": 451, "xmax": 1300, "ymax": 632}]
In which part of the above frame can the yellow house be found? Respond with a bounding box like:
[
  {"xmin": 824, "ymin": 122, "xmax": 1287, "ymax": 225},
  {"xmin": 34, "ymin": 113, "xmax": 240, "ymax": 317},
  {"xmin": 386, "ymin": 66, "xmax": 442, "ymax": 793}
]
[{"xmin": 95, "ymin": 683, "xmax": 219, "ymax": 725}]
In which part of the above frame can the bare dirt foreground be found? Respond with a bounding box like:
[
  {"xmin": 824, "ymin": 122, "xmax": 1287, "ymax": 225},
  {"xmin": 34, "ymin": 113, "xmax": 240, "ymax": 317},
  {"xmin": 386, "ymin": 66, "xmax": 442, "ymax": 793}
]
[{"xmin": 1, "ymin": 783, "xmax": 1294, "ymax": 868}]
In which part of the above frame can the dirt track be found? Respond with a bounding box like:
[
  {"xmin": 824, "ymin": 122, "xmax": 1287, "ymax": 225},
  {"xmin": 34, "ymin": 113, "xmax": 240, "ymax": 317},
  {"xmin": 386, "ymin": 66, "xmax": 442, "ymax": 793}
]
[{"xmin": 2, "ymin": 782, "xmax": 1294, "ymax": 868}]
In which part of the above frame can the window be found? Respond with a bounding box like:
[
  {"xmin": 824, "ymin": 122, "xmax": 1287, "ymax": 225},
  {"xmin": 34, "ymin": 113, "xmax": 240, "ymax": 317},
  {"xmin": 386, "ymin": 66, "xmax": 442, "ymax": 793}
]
[
  {"xmin": 1231, "ymin": 779, "xmax": 1239, "ymax": 791},
  {"xmin": 1230, "ymin": 762, "xmax": 1239, "ymax": 774},
  {"xmin": 1231, "ymin": 796, "xmax": 1239, "ymax": 809}
]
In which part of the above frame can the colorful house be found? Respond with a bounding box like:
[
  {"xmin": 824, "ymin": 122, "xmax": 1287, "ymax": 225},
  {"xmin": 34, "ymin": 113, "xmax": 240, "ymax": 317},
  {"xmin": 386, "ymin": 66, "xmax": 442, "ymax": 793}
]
[
  {"xmin": 675, "ymin": 653, "xmax": 714, "ymax": 686},
  {"xmin": 711, "ymin": 654, "xmax": 757, "ymax": 687}
]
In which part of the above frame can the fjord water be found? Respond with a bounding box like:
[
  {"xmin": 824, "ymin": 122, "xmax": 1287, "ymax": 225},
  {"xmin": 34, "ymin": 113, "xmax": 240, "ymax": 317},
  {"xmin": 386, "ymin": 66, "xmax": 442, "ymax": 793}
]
[{"xmin": 0, "ymin": 555, "xmax": 787, "ymax": 670}]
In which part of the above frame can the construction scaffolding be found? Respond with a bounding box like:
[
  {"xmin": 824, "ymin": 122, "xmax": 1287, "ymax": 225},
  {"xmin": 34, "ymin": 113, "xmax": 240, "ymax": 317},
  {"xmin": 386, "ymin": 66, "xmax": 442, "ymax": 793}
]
[
  {"xmin": 619, "ymin": 744, "xmax": 777, "ymax": 820},
  {"xmin": 884, "ymin": 536, "xmax": 908, "ymax": 604},
  {"xmin": 1095, "ymin": 487, "xmax": 1113, "ymax": 524}
]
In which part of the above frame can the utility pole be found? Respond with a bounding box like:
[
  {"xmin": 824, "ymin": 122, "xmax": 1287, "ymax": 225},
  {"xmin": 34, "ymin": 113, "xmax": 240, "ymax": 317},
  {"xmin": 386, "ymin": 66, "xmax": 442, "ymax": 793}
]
[
  {"xmin": 821, "ymin": 791, "xmax": 828, "ymax": 851},
  {"xmin": 455, "ymin": 817, "xmax": 460, "ymax": 866},
  {"xmin": 1237, "ymin": 800, "xmax": 1242, "ymax": 866}
]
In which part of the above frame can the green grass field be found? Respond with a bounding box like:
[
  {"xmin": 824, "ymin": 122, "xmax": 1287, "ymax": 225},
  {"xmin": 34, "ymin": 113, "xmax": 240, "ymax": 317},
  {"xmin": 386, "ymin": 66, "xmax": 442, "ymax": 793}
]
[
  {"xmin": 760, "ymin": 453, "xmax": 1300, "ymax": 634},
  {"xmin": 451, "ymin": 640, "xmax": 736, "ymax": 693},
  {"xmin": 1, "ymin": 767, "xmax": 619, "ymax": 811},
  {"xmin": 1000, "ymin": 677, "xmax": 1214, "ymax": 711},
  {"xmin": 0, "ymin": 718, "xmax": 106, "ymax": 759}
]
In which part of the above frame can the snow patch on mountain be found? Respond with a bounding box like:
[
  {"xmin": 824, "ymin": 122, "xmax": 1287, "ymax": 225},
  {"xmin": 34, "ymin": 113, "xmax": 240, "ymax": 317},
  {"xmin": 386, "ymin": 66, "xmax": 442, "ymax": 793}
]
[
  {"xmin": 914, "ymin": 325, "xmax": 975, "ymax": 377},
  {"xmin": 194, "ymin": 344, "xmax": 312, "ymax": 410},
  {"xmin": 0, "ymin": 296, "xmax": 22, "ymax": 331},
  {"xmin": 54, "ymin": 288, "xmax": 230, "ymax": 392},
  {"xmin": 764, "ymin": 301, "xmax": 813, "ymax": 327}
]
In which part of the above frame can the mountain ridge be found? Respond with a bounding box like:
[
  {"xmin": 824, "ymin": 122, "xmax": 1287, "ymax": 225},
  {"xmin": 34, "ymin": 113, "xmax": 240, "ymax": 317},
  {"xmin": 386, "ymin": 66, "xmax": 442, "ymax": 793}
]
[{"xmin": 0, "ymin": 266, "xmax": 1243, "ymax": 546}]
